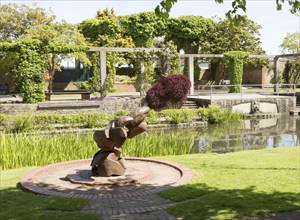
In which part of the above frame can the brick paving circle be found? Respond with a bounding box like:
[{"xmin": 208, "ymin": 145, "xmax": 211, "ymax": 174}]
[{"xmin": 20, "ymin": 157, "xmax": 193, "ymax": 220}]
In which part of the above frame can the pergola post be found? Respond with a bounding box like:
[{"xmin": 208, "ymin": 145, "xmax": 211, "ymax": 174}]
[
  {"xmin": 273, "ymin": 56, "xmax": 279, "ymax": 93},
  {"xmin": 100, "ymin": 50, "xmax": 106, "ymax": 86},
  {"xmin": 188, "ymin": 55, "xmax": 194, "ymax": 95}
]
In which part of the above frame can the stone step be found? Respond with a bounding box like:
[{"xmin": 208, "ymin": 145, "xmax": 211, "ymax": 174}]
[{"xmin": 182, "ymin": 101, "xmax": 199, "ymax": 109}]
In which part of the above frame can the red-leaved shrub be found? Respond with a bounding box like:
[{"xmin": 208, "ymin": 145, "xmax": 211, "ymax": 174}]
[{"xmin": 146, "ymin": 74, "xmax": 191, "ymax": 110}]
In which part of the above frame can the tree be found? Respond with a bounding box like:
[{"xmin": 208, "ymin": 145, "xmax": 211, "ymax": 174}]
[
  {"xmin": 78, "ymin": 8, "xmax": 135, "ymax": 96},
  {"xmin": 201, "ymin": 17, "xmax": 264, "ymax": 55},
  {"xmin": 201, "ymin": 16, "xmax": 265, "ymax": 82},
  {"xmin": 0, "ymin": 3, "xmax": 54, "ymax": 42},
  {"xmin": 280, "ymin": 32, "xmax": 300, "ymax": 86},
  {"xmin": 166, "ymin": 15, "xmax": 214, "ymax": 81},
  {"xmin": 280, "ymin": 32, "xmax": 300, "ymax": 54},
  {"xmin": 119, "ymin": 12, "xmax": 166, "ymax": 92},
  {"xmin": 155, "ymin": 0, "xmax": 300, "ymax": 23}
]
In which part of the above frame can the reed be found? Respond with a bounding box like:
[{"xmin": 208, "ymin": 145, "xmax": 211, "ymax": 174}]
[
  {"xmin": 0, "ymin": 133, "xmax": 96, "ymax": 170},
  {"xmin": 0, "ymin": 128, "xmax": 199, "ymax": 170}
]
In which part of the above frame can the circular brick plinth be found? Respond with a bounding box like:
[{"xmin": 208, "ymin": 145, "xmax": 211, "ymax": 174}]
[
  {"xmin": 20, "ymin": 157, "xmax": 193, "ymax": 199},
  {"xmin": 66, "ymin": 164, "xmax": 151, "ymax": 186}
]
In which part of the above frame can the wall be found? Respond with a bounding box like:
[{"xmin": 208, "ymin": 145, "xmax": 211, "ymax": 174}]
[
  {"xmin": 0, "ymin": 97, "xmax": 145, "ymax": 115},
  {"xmin": 212, "ymin": 96, "xmax": 295, "ymax": 114}
]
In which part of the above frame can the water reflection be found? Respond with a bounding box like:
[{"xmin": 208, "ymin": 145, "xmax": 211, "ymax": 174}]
[{"xmin": 196, "ymin": 115, "xmax": 299, "ymax": 153}]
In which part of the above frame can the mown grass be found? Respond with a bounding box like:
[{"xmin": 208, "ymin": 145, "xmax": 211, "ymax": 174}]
[
  {"xmin": 0, "ymin": 167, "xmax": 100, "ymax": 220},
  {"xmin": 156, "ymin": 146, "xmax": 300, "ymax": 220}
]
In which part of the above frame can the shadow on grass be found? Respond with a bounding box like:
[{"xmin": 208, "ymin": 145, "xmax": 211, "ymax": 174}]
[
  {"xmin": 0, "ymin": 184, "xmax": 100, "ymax": 220},
  {"xmin": 159, "ymin": 183, "xmax": 300, "ymax": 220}
]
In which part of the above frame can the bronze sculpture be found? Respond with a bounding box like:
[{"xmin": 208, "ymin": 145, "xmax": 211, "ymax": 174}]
[{"xmin": 91, "ymin": 106, "xmax": 150, "ymax": 177}]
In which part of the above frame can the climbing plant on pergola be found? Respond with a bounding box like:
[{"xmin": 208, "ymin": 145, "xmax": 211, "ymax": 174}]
[{"xmin": 0, "ymin": 39, "xmax": 87, "ymax": 103}]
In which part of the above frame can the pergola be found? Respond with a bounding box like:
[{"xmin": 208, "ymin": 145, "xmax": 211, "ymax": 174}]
[{"xmin": 89, "ymin": 47, "xmax": 299, "ymax": 95}]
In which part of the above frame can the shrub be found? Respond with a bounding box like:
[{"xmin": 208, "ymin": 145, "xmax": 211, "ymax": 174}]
[
  {"xmin": 161, "ymin": 109, "xmax": 195, "ymax": 124},
  {"xmin": 145, "ymin": 109, "xmax": 161, "ymax": 124},
  {"xmin": 196, "ymin": 105, "xmax": 243, "ymax": 124},
  {"xmin": 145, "ymin": 81, "xmax": 166, "ymax": 109},
  {"xmin": 146, "ymin": 74, "xmax": 191, "ymax": 110}
]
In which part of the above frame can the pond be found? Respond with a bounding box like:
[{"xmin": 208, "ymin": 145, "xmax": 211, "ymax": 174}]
[
  {"xmin": 143, "ymin": 115, "xmax": 300, "ymax": 155},
  {"xmin": 188, "ymin": 115, "xmax": 299, "ymax": 153}
]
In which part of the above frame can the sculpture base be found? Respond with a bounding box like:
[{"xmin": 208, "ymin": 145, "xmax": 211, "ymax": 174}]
[
  {"xmin": 20, "ymin": 158, "xmax": 193, "ymax": 196},
  {"xmin": 91, "ymin": 152, "xmax": 126, "ymax": 177}
]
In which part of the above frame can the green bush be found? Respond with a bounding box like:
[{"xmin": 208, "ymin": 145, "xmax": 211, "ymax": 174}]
[
  {"xmin": 196, "ymin": 105, "xmax": 243, "ymax": 124},
  {"xmin": 145, "ymin": 109, "xmax": 161, "ymax": 124},
  {"xmin": 161, "ymin": 109, "xmax": 196, "ymax": 124}
]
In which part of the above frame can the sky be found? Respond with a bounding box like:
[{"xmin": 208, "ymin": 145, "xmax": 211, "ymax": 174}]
[{"xmin": 1, "ymin": 0, "xmax": 299, "ymax": 55}]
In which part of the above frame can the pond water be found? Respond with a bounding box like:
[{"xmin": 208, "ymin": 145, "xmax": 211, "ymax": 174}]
[
  {"xmin": 196, "ymin": 115, "xmax": 299, "ymax": 153},
  {"xmin": 147, "ymin": 115, "xmax": 300, "ymax": 154}
]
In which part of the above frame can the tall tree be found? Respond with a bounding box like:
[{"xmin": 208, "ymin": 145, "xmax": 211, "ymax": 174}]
[
  {"xmin": 0, "ymin": 3, "xmax": 54, "ymax": 42},
  {"xmin": 201, "ymin": 16, "xmax": 264, "ymax": 54},
  {"xmin": 78, "ymin": 8, "xmax": 134, "ymax": 96},
  {"xmin": 119, "ymin": 12, "xmax": 166, "ymax": 93},
  {"xmin": 280, "ymin": 32, "xmax": 300, "ymax": 54},
  {"xmin": 166, "ymin": 15, "xmax": 214, "ymax": 54},
  {"xmin": 165, "ymin": 15, "xmax": 214, "ymax": 81},
  {"xmin": 202, "ymin": 16, "xmax": 265, "ymax": 82}
]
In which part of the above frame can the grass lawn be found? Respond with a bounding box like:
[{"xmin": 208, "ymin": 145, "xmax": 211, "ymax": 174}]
[
  {"xmin": 0, "ymin": 147, "xmax": 299, "ymax": 220},
  {"xmin": 157, "ymin": 146, "xmax": 300, "ymax": 220},
  {"xmin": 0, "ymin": 167, "xmax": 100, "ymax": 220}
]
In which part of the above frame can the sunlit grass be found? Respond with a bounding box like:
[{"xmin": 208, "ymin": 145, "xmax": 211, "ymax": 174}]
[
  {"xmin": 0, "ymin": 167, "xmax": 99, "ymax": 220},
  {"xmin": 157, "ymin": 146, "xmax": 300, "ymax": 220}
]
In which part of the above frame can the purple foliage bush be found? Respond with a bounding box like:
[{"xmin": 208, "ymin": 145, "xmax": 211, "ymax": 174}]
[{"xmin": 146, "ymin": 74, "xmax": 191, "ymax": 110}]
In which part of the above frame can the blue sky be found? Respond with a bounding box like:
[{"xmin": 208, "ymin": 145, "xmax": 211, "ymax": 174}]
[{"xmin": 1, "ymin": 0, "xmax": 299, "ymax": 55}]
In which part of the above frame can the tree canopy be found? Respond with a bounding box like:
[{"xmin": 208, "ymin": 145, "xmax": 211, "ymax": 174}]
[
  {"xmin": 155, "ymin": 0, "xmax": 300, "ymax": 23},
  {"xmin": 166, "ymin": 15, "xmax": 214, "ymax": 54},
  {"xmin": 280, "ymin": 32, "xmax": 300, "ymax": 54},
  {"xmin": 201, "ymin": 16, "xmax": 265, "ymax": 55},
  {"xmin": 0, "ymin": 3, "xmax": 54, "ymax": 41}
]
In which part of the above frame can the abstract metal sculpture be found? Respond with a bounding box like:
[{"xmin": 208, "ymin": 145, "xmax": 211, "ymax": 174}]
[{"xmin": 91, "ymin": 106, "xmax": 150, "ymax": 177}]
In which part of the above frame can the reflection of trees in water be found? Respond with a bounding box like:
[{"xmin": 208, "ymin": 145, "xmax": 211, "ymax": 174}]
[
  {"xmin": 196, "ymin": 116, "xmax": 299, "ymax": 153},
  {"xmin": 147, "ymin": 116, "xmax": 299, "ymax": 154}
]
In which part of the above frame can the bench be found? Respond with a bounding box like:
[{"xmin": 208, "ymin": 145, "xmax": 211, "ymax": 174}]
[{"xmin": 45, "ymin": 90, "xmax": 91, "ymax": 101}]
